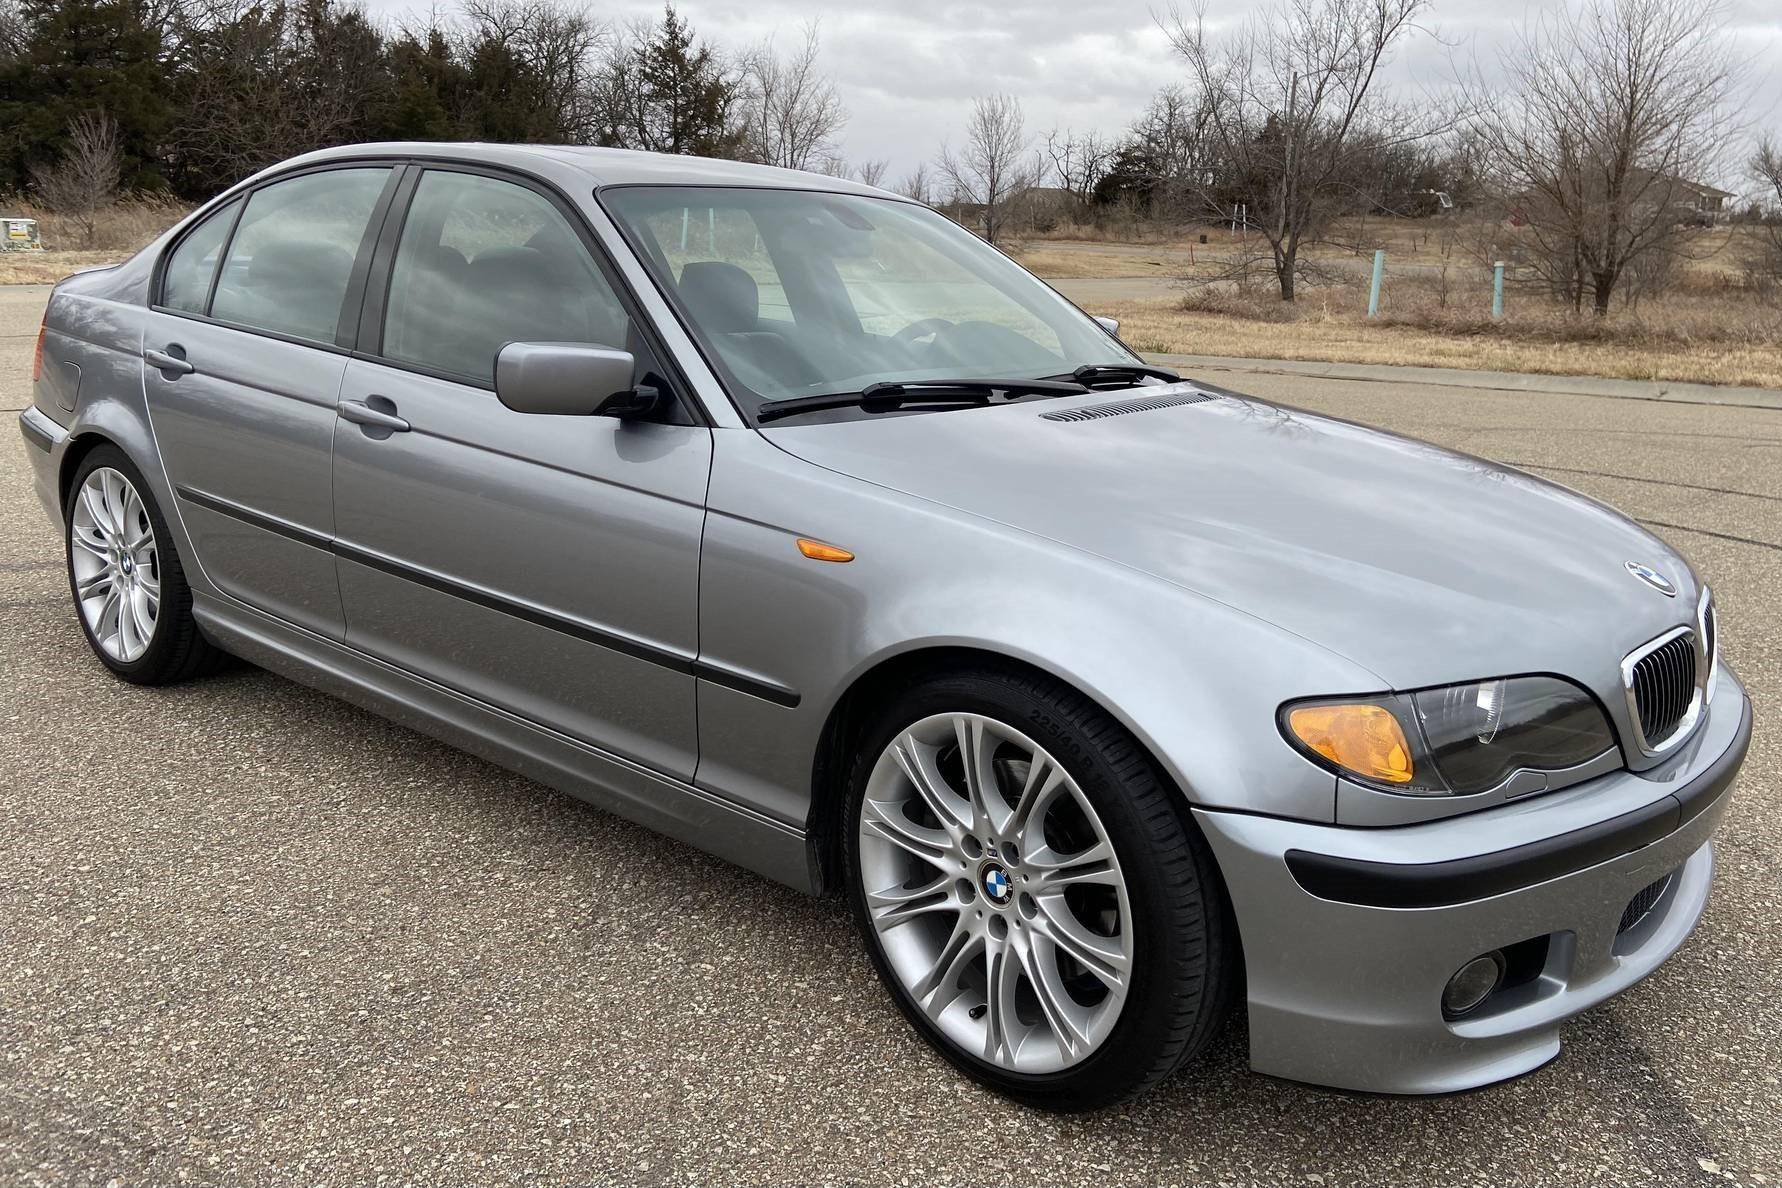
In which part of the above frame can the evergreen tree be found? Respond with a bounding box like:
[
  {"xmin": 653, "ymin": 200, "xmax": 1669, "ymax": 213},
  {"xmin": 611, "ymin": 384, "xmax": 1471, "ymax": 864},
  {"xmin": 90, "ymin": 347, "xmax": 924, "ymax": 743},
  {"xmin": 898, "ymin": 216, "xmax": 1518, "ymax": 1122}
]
[
  {"xmin": 0, "ymin": 0, "xmax": 169, "ymax": 190},
  {"xmin": 378, "ymin": 28, "xmax": 468, "ymax": 143},
  {"xmin": 604, "ymin": 5, "xmax": 740, "ymax": 157}
]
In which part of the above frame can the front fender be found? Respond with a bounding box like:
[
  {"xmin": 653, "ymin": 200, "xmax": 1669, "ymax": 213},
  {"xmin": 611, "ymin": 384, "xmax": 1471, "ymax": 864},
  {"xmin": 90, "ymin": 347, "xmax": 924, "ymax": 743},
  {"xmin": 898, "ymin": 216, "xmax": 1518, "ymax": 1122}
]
[{"xmin": 693, "ymin": 429, "xmax": 1367, "ymax": 838}]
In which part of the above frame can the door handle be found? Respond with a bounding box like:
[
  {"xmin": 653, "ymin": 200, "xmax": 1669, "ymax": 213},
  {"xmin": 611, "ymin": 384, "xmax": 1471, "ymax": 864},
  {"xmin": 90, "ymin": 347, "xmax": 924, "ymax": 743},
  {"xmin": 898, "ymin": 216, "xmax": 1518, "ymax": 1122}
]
[
  {"xmin": 144, "ymin": 346, "xmax": 194, "ymax": 376},
  {"xmin": 338, "ymin": 399, "xmax": 410, "ymax": 433}
]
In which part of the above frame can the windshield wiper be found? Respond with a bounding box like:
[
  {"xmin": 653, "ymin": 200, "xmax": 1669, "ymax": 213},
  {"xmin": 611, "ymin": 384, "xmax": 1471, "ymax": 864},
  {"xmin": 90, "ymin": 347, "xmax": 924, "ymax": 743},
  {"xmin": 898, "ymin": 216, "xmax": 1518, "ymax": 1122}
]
[
  {"xmin": 755, "ymin": 377, "xmax": 1089, "ymax": 424},
  {"xmin": 1066, "ymin": 363, "xmax": 1181, "ymax": 387}
]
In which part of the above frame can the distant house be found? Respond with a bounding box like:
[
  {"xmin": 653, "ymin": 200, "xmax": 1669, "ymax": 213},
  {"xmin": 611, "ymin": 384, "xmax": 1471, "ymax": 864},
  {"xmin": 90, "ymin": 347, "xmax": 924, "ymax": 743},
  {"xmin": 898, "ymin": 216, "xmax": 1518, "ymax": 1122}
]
[
  {"xmin": 1506, "ymin": 172, "xmax": 1737, "ymax": 229},
  {"xmin": 937, "ymin": 186, "xmax": 1084, "ymax": 238},
  {"xmin": 1669, "ymin": 178, "xmax": 1734, "ymax": 224}
]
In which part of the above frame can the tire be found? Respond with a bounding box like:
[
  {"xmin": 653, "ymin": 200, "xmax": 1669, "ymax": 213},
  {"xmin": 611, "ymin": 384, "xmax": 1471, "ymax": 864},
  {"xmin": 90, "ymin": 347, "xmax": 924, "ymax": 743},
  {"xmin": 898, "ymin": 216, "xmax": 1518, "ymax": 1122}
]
[
  {"xmin": 64, "ymin": 445, "xmax": 224, "ymax": 685},
  {"xmin": 843, "ymin": 664, "xmax": 1236, "ymax": 1111}
]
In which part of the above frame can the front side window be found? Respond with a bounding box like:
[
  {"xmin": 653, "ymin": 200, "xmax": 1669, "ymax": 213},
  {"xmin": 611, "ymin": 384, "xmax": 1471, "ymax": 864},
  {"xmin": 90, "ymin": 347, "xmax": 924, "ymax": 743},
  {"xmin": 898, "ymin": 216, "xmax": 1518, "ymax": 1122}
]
[
  {"xmin": 381, "ymin": 170, "xmax": 632, "ymax": 385},
  {"xmin": 602, "ymin": 186, "xmax": 1137, "ymax": 417},
  {"xmin": 211, "ymin": 168, "xmax": 391, "ymax": 343},
  {"xmin": 160, "ymin": 198, "xmax": 239, "ymax": 314}
]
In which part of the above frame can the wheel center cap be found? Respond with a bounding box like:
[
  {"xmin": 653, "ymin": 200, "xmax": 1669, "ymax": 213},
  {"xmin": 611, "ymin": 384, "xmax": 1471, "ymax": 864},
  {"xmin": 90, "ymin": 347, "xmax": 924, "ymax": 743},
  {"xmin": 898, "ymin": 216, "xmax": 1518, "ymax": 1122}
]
[
  {"xmin": 120, "ymin": 556, "xmax": 133, "ymax": 575},
  {"xmin": 979, "ymin": 861, "xmax": 1013, "ymax": 906}
]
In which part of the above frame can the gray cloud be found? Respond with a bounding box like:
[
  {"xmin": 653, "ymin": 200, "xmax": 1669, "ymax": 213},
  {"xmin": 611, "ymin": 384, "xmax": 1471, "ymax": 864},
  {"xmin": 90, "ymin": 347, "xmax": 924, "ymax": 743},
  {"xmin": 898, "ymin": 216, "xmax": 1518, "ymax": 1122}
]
[{"xmin": 361, "ymin": 0, "xmax": 1782, "ymax": 189}]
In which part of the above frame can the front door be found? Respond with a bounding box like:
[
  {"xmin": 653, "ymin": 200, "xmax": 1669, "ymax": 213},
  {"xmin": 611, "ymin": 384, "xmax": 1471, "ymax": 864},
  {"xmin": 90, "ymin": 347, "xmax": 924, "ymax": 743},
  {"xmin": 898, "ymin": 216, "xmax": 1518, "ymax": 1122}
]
[
  {"xmin": 330, "ymin": 167, "xmax": 711, "ymax": 780},
  {"xmin": 146, "ymin": 165, "xmax": 397, "ymax": 639}
]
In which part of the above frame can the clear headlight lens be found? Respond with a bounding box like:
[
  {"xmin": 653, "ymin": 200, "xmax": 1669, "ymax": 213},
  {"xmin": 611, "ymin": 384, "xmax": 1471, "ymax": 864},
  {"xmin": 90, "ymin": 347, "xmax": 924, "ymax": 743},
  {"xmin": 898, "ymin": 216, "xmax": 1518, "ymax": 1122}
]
[{"xmin": 1283, "ymin": 676, "xmax": 1617, "ymax": 796}]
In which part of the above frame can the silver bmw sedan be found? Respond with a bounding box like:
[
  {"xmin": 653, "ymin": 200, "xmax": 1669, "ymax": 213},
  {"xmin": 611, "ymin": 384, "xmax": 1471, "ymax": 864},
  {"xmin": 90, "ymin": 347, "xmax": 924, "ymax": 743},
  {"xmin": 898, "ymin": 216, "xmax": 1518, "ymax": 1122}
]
[{"xmin": 19, "ymin": 143, "xmax": 1753, "ymax": 1111}]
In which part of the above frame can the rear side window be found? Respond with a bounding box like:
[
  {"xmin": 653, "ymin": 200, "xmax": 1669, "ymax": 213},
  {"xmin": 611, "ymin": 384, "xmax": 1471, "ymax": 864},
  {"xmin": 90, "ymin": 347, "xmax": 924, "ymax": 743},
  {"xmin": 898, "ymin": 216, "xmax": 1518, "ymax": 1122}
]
[
  {"xmin": 160, "ymin": 199, "xmax": 239, "ymax": 313},
  {"xmin": 211, "ymin": 168, "xmax": 391, "ymax": 344},
  {"xmin": 380, "ymin": 170, "xmax": 632, "ymax": 384}
]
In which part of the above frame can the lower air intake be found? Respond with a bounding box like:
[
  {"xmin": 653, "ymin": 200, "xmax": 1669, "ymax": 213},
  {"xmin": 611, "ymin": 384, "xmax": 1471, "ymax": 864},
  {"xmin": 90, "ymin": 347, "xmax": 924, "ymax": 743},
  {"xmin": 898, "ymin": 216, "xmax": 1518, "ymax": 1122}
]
[{"xmin": 1618, "ymin": 873, "xmax": 1673, "ymax": 935}]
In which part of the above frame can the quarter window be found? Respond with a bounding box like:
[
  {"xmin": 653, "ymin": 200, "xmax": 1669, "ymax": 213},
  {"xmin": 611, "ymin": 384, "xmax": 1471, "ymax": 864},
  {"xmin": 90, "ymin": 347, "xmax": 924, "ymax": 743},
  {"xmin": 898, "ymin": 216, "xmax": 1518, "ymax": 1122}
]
[
  {"xmin": 160, "ymin": 199, "xmax": 239, "ymax": 314},
  {"xmin": 381, "ymin": 170, "xmax": 632, "ymax": 384},
  {"xmin": 210, "ymin": 168, "xmax": 392, "ymax": 344}
]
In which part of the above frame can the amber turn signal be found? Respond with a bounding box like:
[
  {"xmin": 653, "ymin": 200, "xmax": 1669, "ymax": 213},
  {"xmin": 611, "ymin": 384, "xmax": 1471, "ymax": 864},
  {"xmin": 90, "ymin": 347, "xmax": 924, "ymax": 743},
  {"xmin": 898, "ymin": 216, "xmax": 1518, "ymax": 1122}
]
[
  {"xmin": 796, "ymin": 538, "xmax": 854, "ymax": 563},
  {"xmin": 1287, "ymin": 703, "xmax": 1414, "ymax": 784}
]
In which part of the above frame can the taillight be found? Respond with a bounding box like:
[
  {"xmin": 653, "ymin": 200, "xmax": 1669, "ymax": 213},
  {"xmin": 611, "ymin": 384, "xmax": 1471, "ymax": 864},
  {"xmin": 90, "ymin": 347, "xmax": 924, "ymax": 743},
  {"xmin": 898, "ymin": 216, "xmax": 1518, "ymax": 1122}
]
[{"xmin": 31, "ymin": 323, "xmax": 45, "ymax": 383}]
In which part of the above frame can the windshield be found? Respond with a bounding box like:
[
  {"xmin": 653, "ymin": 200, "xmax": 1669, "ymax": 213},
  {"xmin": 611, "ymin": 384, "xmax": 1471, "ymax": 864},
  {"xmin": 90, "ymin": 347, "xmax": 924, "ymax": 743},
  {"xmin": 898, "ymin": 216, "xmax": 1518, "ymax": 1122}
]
[{"xmin": 600, "ymin": 186, "xmax": 1139, "ymax": 420}]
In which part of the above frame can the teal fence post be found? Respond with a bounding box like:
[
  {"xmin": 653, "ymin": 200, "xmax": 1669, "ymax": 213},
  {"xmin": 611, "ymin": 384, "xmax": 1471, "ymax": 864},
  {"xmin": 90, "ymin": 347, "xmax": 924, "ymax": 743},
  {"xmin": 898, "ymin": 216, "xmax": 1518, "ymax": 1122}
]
[
  {"xmin": 1367, "ymin": 249, "xmax": 1385, "ymax": 317},
  {"xmin": 1492, "ymin": 261, "xmax": 1506, "ymax": 320}
]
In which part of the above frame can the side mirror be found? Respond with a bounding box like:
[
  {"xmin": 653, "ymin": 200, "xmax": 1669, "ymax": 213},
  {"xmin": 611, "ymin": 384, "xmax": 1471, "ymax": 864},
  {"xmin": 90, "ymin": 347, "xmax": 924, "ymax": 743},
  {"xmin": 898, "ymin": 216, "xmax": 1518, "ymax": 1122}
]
[
  {"xmin": 1093, "ymin": 315, "xmax": 1121, "ymax": 335},
  {"xmin": 495, "ymin": 341, "xmax": 644, "ymax": 418}
]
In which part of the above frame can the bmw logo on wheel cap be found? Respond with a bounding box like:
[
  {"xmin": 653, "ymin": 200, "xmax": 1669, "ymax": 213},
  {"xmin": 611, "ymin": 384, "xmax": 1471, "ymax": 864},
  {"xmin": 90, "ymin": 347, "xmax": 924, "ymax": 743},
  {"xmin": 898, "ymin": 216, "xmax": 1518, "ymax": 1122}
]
[
  {"xmin": 981, "ymin": 862, "xmax": 1013, "ymax": 905},
  {"xmin": 1624, "ymin": 560, "xmax": 1678, "ymax": 597}
]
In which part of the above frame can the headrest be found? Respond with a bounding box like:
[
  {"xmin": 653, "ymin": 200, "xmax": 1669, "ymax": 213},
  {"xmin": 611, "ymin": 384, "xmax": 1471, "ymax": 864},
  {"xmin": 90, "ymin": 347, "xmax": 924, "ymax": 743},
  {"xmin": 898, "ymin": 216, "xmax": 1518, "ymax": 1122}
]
[
  {"xmin": 678, "ymin": 261, "xmax": 758, "ymax": 333},
  {"xmin": 248, "ymin": 240, "xmax": 353, "ymax": 292}
]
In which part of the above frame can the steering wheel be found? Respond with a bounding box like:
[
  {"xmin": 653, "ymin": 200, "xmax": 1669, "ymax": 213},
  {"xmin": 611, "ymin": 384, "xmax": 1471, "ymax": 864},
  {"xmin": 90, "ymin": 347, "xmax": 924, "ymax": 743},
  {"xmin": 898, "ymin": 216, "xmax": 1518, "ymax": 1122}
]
[{"xmin": 892, "ymin": 317, "xmax": 956, "ymax": 350}]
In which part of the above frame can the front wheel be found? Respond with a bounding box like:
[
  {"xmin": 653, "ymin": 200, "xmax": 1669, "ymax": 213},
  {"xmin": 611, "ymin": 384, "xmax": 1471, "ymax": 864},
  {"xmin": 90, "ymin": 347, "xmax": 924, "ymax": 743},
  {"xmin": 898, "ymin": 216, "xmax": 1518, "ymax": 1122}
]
[{"xmin": 843, "ymin": 666, "xmax": 1236, "ymax": 1111}]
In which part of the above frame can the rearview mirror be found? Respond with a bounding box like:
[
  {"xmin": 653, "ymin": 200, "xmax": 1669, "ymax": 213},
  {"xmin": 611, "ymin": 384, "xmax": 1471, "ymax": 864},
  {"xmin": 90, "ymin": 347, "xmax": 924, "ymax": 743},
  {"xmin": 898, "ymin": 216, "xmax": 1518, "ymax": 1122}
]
[
  {"xmin": 495, "ymin": 341, "xmax": 641, "ymax": 417},
  {"xmin": 1093, "ymin": 315, "xmax": 1120, "ymax": 335}
]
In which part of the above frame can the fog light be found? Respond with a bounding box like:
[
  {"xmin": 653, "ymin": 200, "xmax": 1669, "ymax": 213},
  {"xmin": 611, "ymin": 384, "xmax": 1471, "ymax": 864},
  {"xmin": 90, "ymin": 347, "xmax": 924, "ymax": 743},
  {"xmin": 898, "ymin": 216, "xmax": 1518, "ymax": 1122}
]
[{"xmin": 1442, "ymin": 952, "xmax": 1506, "ymax": 1019}]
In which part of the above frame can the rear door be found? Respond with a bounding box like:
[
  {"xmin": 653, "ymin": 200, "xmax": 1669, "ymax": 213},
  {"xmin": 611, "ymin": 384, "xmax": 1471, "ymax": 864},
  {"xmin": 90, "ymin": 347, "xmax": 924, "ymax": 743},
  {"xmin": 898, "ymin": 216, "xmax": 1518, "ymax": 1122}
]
[
  {"xmin": 146, "ymin": 164, "xmax": 399, "ymax": 638},
  {"xmin": 330, "ymin": 166, "xmax": 711, "ymax": 779}
]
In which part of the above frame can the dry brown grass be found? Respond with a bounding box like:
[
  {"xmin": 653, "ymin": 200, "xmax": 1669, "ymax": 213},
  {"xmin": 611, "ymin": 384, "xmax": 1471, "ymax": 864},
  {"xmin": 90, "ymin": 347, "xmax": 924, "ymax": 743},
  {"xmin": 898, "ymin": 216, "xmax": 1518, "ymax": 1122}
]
[
  {"xmin": 0, "ymin": 194, "xmax": 189, "ymax": 284},
  {"xmin": 1026, "ymin": 215, "xmax": 1771, "ymax": 281},
  {"xmin": 1007, "ymin": 244, "xmax": 1182, "ymax": 279},
  {"xmin": 1099, "ymin": 275, "xmax": 1782, "ymax": 389},
  {"xmin": 0, "ymin": 250, "xmax": 128, "ymax": 284}
]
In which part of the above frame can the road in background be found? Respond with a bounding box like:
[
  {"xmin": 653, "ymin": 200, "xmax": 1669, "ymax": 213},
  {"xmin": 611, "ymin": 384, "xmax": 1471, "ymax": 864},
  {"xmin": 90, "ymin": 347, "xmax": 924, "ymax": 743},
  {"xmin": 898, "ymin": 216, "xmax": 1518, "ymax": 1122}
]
[{"xmin": 2, "ymin": 284, "xmax": 1778, "ymax": 1186}]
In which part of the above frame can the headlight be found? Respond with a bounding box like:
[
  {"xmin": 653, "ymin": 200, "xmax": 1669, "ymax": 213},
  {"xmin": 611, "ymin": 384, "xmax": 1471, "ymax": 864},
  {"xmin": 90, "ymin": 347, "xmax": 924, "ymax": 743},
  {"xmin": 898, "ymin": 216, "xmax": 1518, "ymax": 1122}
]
[{"xmin": 1282, "ymin": 676, "xmax": 1617, "ymax": 796}]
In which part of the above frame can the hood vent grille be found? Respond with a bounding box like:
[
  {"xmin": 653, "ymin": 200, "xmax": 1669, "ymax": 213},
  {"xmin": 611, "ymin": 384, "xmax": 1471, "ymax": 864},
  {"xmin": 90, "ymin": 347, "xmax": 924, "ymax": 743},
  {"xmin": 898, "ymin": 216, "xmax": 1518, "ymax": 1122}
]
[{"xmin": 1041, "ymin": 391, "xmax": 1216, "ymax": 423}]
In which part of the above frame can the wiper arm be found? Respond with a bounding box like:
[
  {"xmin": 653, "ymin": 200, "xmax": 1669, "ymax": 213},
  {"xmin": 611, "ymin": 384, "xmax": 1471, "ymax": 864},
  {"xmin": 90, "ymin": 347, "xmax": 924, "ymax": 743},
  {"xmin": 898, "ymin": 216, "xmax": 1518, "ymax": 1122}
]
[
  {"xmin": 755, "ymin": 377, "xmax": 1089, "ymax": 424},
  {"xmin": 1068, "ymin": 363, "xmax": 1181, "ymax": 386}
]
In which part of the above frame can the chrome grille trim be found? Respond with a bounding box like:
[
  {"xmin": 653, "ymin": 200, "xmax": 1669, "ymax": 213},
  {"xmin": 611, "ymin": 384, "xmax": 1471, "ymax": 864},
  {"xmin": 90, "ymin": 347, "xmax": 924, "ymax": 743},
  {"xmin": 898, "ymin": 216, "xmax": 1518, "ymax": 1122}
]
[{"xmin": 1620, "ymin": 623, "xmax": 1705, "ymax": 757}]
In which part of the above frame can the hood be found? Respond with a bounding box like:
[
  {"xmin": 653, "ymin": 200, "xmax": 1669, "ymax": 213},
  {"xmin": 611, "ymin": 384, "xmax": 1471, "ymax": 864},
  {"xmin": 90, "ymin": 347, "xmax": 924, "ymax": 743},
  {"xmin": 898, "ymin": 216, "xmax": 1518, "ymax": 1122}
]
[{"xmin": 765, "ymin": 384, "xmax": 1700, "ymax": 694}]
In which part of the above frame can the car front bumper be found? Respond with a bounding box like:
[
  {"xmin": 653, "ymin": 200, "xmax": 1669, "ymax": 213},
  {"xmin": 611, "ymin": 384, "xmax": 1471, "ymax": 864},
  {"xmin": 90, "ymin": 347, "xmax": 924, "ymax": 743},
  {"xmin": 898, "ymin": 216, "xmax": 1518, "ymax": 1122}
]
[{"xmin": 1197, "ymin": 664, "xmax": 1752, "ymax": 1094}]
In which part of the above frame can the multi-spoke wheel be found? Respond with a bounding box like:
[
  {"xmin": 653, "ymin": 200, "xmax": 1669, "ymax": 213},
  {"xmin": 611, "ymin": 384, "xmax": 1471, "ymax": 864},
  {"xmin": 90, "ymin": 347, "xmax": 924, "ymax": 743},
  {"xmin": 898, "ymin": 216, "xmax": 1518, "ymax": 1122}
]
[
  {"xmin": 64, "ymin": 446, "xmax": 222, "ymax": 684},
  {"xmin": 845, "ymin": 667, "xmax": 1236, "ymax": 1111},
  {"xmin": 859, "ymin": 713, "xmax": 1133, "ymax": 1073},
  {"xmin": 69, "ymin": 466, "xmax": 160, "ymax": 663}
]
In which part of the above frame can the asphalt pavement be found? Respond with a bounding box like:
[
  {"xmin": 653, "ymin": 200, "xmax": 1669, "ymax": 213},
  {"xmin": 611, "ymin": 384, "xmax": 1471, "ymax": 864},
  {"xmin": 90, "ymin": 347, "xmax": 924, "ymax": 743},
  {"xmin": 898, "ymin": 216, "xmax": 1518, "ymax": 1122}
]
[{"xmin": 2, "ymin": 284, "xmax": 1778, "ymax": 1186}]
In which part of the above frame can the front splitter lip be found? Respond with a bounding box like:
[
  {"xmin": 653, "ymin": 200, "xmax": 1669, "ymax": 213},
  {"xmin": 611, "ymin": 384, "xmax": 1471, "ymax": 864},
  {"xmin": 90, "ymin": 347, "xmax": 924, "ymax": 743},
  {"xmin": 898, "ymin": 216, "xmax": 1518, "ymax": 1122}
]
[{"xmin": 1193, "ymin": 683, "xmax": 1749, "ymax": 1095}]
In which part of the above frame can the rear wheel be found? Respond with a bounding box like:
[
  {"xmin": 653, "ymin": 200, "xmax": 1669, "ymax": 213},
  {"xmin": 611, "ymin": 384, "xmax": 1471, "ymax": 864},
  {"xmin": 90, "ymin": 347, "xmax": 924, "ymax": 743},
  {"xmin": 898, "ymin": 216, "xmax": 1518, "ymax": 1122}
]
[
  {"xmin": 65, "ymin": 446, "xmax": 222, "ymax": 684},
  {"xmin": 843, "ymin": 666, "xmax": 1235, "ymax": 1111}
]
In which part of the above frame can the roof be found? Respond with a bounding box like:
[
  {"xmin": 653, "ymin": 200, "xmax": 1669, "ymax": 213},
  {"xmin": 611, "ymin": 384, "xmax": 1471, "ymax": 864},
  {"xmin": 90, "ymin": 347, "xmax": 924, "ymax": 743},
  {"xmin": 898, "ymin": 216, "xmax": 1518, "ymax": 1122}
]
[{"xmin": 281, "ymin": 141, "xmax": 895, "ymax": 197}]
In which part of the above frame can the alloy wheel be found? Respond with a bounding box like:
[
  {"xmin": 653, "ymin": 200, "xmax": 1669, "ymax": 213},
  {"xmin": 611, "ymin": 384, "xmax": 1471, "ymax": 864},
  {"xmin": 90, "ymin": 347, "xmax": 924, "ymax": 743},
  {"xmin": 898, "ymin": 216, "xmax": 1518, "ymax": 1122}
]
[
  {"xmin": 857, "ymin": 712, "xmax": 1134, "ymax": 1074},
  {"xmin": 69, "ymin": 467, "xmax": 160, "ymax": 663}
]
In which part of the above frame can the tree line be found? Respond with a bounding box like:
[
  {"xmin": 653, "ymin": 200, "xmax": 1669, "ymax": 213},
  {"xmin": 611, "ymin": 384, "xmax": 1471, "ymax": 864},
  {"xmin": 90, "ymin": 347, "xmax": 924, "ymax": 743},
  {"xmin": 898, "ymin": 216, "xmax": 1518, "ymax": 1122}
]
[
  {"xmin": 939, "ymin": 0, "xmax": 1766, "ymax": 315},
  {"xmin": 0, "ymin": 0, "xmax": 849, "ymax": 200},
  {"xmin": 3, "ymin": 0, "xmax": 1775, "ymax": 315}
]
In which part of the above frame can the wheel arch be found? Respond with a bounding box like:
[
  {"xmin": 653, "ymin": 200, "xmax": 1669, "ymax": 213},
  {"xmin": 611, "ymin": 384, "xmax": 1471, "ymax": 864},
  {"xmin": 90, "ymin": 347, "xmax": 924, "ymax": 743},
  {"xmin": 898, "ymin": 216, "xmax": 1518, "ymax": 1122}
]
[
  {"xmin": 58, "ymin": 431, "xmax": 119, "ymax": 509},
  {"xmin": 803, "ymin": 644, "xmax": 1220, "ymax": 899}
]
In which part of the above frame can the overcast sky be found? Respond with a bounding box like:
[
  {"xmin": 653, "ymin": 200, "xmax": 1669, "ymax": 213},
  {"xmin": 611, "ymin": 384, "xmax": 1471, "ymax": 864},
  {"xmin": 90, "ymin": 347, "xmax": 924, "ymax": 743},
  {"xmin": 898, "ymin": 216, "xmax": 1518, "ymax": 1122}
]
[{"xmin": 371, "ymin": 0, "xmax": 1782, "ymax": 195}]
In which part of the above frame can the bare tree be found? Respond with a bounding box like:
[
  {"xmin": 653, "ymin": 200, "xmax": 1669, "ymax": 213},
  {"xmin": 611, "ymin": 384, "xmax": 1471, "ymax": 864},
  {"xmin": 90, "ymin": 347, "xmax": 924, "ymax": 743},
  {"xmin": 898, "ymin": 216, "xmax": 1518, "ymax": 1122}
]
[
  {"xmin": 31, "ymin": 112, "xmax": 122, "ymax": 247},
  {"xmin": 898, "ymin": 162, "xmax": 933, "ymax": 204},
  {"xmin": 461, "ymin": 0, "xmax": 610, "ymax": 141},
  {"xmin": 168, "ymin": 0, "xmax": 389, "ymax": 192},
  {"xmin": 1043, "ymin": 127, "xmax": 1115, "ymax": 209},
  {"xmin": 1465, "ymin": 0, "xmax": 1742, "ymax": 314},
  {"xmin": 1159, "ymin": 0, "xmax": 1430, "ymax": 300},
  {"xmin": 735, "ymin": 22, "xmax": 846, "ymax": 171},
  {"xmin": 0, "ymin": 0, "xmax": 26, "ymax": 60},
  {"xmin": 937, "ymin": 94, "xmax": 1035, "ymax": 244},
  {"xmin": 1744, "ymin": 136, "xmax": 1782, "ymax": 289},
  {"xmin": 853, "ymin": 158, "xmax": 889, "ymax": 187}
]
